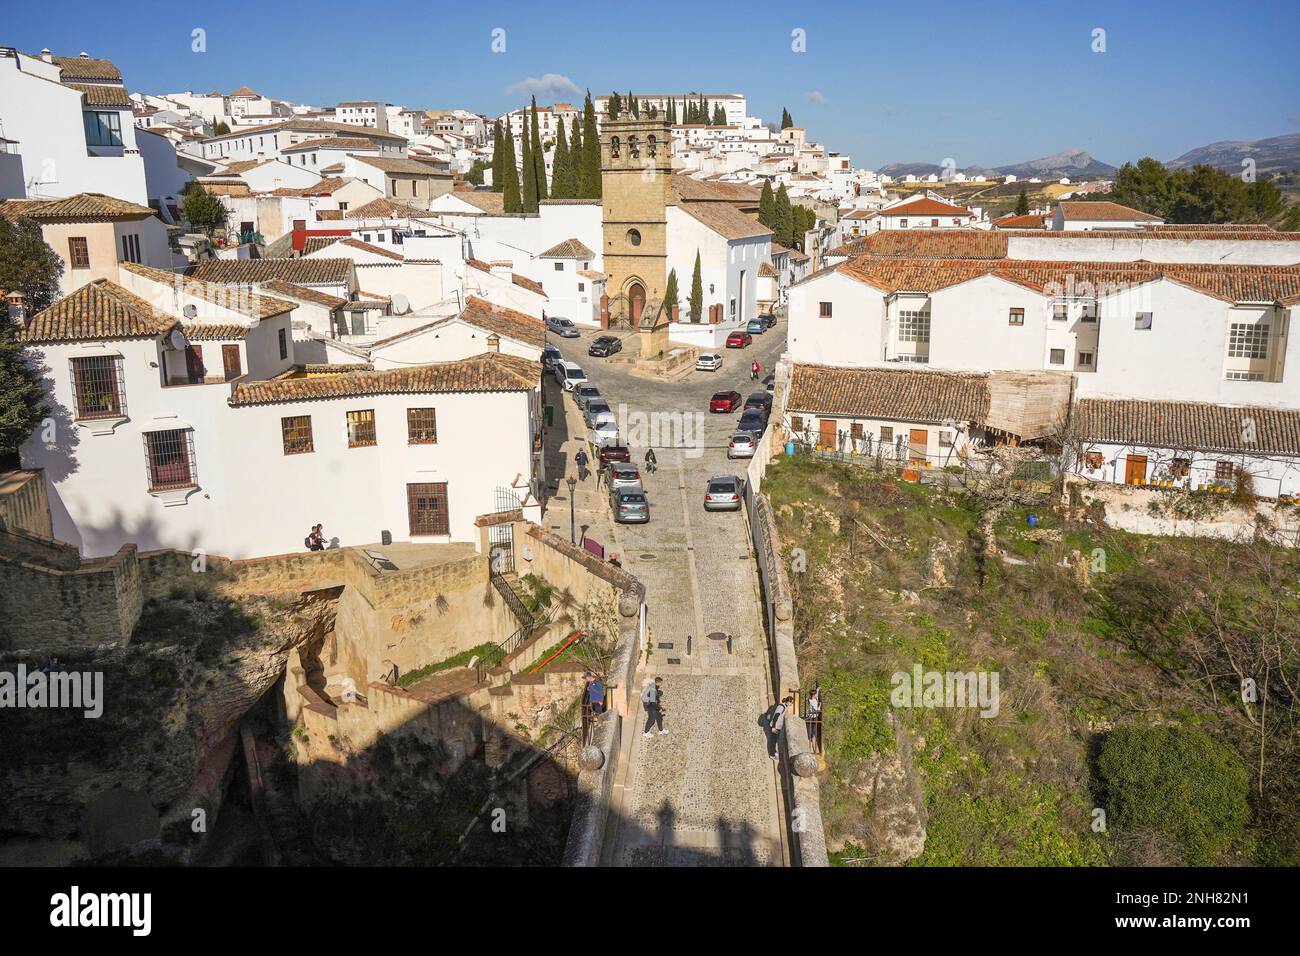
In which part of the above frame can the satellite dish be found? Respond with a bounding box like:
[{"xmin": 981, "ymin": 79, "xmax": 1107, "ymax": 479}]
[
  {"xmin": 182, "ymin": 304, "xmax": 198, "ymax": 319},
  {"xmin": 390, "ymin": 293, "xmax": 410, "ymax": 315},
  {"xmin": 168, "ymin": 328, "xmax": 189, "ymax": 351}
]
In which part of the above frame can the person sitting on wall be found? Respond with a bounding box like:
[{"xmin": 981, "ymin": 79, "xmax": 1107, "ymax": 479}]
[{"xmin": 305, "ymin": 524, "xmax": 325, "ymax": 551}]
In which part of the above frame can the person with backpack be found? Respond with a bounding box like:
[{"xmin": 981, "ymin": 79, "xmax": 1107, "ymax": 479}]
[
  {"xmin": 641, "ymin": 676, "xmax": 667, "ymax": 738},
  {"xmin": 304, "ymin": 524, "xmax": 325, "ymax": 552},
  {"xmin": 644, "ymin": 447, "xmax": 657, "ymax": 474},
  {"xmin": 767, "ymin": 695, "xmax": 793, "ymax": 759}
]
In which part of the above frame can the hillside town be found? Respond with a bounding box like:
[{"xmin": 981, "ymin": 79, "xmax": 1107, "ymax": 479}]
[{"xmin": 0, "ymin": 11, "xmax": 1298, "ymax": 898}]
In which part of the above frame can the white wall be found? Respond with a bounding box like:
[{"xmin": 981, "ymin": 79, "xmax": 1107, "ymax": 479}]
[
  {"xmin": 1009, "ymin": 234, "xmax": 1300, "ymax": 266},
  {"xmin": 787, "ymin": 270, "xmax": 884, "ymax": 367}
]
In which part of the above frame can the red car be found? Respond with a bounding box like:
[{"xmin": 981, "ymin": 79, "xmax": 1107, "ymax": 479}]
[
  {"xmin": 726, "ymin": 331, "xmax": 752, "ymax": 348},
  {"xmin": 709, "ymin": 390, "xmax": 742, "ymax": 413},
  {"xmin": 598, "ymin": 444, "xmax": 631, "ymax": 465}
]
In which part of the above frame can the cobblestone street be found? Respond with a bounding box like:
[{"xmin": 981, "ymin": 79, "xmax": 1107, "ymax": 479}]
[{"xmin": 542, "ymin": 325, "xmax": 789, "ymax": 866}]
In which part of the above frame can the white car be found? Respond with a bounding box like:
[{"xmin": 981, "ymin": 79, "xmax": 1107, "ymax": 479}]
[
  {"xmin": 555, "ymin": 361, "xmax": 588, "ymax": 391},
  {"xmin": 590, "ymin": 420, "xmax": 620, "ymax": 448},
  {"xmin": 696, "ymin": 352, "xmax": 723, "ymax": 372},
  {"xmin": 728, "ymin": 432, "xmax": 757, "ymax": 459}
]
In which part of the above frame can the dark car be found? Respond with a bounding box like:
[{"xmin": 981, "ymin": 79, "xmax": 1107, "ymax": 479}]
[
  {"xmin": 737, "ymin": 409, "xmax": 767, "ymax": 435},
  {"xmin": 726, "ymin": 331, "xmax": 752, "ymax": 349},
  {"xmin": 542, "ymin": 343, "xmax": 562, "ymax": 370},
  {"xmin": 704, "ymin": 475, "xmax": 743, "ymax": 511},
  {"xmin": 710, "ymin": 390, "xmax": 742, "ymax": 413},
  {"xmin": 588, "ymin": 335, "xmax": 623, "ymax": 357},
  {"xmin": 744, "ymin": 392, "xmax": 772, "ymax": 415},
  {"xmin": 764, "ymin": 312, "xmax": 778, "ymax": 328},
  {"xmin": 598, "ymin": 444, "xmax": 631, "ymax": 466}
]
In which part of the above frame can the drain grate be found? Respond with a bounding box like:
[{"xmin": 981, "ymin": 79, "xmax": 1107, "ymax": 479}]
[{"xmin": 639, "ymin": 553, "xmax": 657, "ymax": 560}]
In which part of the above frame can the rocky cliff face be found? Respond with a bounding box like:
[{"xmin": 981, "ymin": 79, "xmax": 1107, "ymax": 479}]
[{"xmin": 0, "ymin": 587, "xmax": 338, "ymax": 864}]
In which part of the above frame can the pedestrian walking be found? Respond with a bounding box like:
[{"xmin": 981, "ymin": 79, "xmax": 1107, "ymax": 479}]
[
  {"xmin": 584, "ymin": 671, "xmax": 606, "ymax": 715},
  {"xmin": 574, "ymin": 447, "xmax": 589, "ymax": 481},
  {"xmin": 641, "ymin": 677, "xmax": 667, "ymax": 737},
  {"xmin": 751, "ymin": 359, "xmax": 760, "ymax": 381},
  {"xmin": 767, "ymin": 695, "xmax": 793, "ymax": 759},
  {"xmin": 806, "ymin": 688, "xmax": 822, "ymax": 749},
  {"xmin": 644, "ymin": 447, "xmax": 657, "ymax": 474}
]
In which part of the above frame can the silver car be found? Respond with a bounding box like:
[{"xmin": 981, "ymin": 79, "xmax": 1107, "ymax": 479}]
[
  {"xmin": 573, "ymin": 384, "xmax": 601, "ymax": 410},
  {"xmin": 696, "ymin": 352, "xmax": 723, "ymax": 372},
  {"xmin": 607, "ymin": 462, "xmax": 643, "ymax": 493},
  {"xmin": 584, "ymin": 400, "xmax": 613, "ymax": 427},
  {"xmin": 727, "ymin": 432, "xmax": 756, "ymax": 459},
  {"xmin": 611, "ymin": 488, "xmax": 650, "ymax": 523},
  {"xmin": 704, "ymin": 475, "xmax": 743, "ymax": 511}
]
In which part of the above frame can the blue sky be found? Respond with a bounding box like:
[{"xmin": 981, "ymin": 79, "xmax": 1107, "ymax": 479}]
[{"xmin": 5, "ymin": 0, "xmax": 1298, "ymax": 168}]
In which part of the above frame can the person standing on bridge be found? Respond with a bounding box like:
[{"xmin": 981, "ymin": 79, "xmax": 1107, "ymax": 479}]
[
  {"xmin": 584, "ymin": 672, "xmax": 606, "ymax": 715},
  {"xmin": 641, "ymin": 677, "xmax": 667, "ymax": 738},
  {"xmin": 767, "ymin": 695, "xmax": 793, "ymax": 759}
]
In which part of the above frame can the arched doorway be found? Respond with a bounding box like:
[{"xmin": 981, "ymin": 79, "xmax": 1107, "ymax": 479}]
[{"xmin": 628, "ymin": 281, "xmax": 646, "ymax": 326}]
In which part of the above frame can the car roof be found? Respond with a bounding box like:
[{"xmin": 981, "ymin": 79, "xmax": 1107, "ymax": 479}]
[
  {"xmin": 730, "ymin": 432, "xmax": 754, "ymax": 440},
  {"xmin": 709, "ymin": 474, "xmax": 739, "ymax": 482}
]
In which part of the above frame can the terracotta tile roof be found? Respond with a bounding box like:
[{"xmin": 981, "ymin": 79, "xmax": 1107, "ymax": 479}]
[
  {"xmin": 181, "ymin": 322, "xmax": 248, "ymax": 340},
  {"xmin": 1047, "ymin": 229, "xmax": 1300, "ymax": 242},
  {"xmin": 203, "ymin": 118, "xmax": 406, "ymax": 143},
  {"xmin": 201, "ymin": 182, "xmax": 253, "ymax": 197},
  {"xmin": 758, "ymin": 261, "xmax": 778, "ymax": 277},
  {"xmin": 228, "ymin": 86, "xmax": 261, "ymax": 97},
  {"xmin": 345, "ymin": 198, "xmax": 432, "ymax": 219},
  {"xmin": 271, "ymin": 176, "xmax": 352, "ymax": 197},
  {"xmin": 0, "ymin": 192, "xmax": 155, "ymax": 222},
  {"xmin": 826, "ymin": 238, "xmax": 868, "ymax": 258},
  {"xmin": 668, "ymin": 174, "xmax": 761, "ymax": 205},
  {"xmin": 350, "ymin": 155, "xmax": 452, "ymax": 176},
  {"xmin": 459, "ymin": 296, "xmax": 545, "ymax": 347},
  {"xmin": 228, "ymin": 352, "xmax": 540, "ymax": 407},
  {"xmin": 448, "ymin": 191, "xmax": 505, "ymax": 213},
  {"xmin": 261, "ymin": 279, "xmax": 347, "ymax": 310},
  {"xmin": 512, "ymin": 274, "xmax": 546, "ymax": 296},
  {"xmin": 538, "ymin": 198, "xmax": 601, "ymax": 206},
  {"xmin": 863, "ymin": 230, "xmax": 1008, "ymax": 259},
  {"xmin": 49, "ymin": 55, "xmax": 121, "ymax": 81},
  {"xmin": 577, "ymin": 270, "xmax": 606, "ymax": 281},
  {"xmin": 538, "ymin": 238, "xmax": 596, "ymax": 259},
  {"xmin": 18, "ymin": 279, "xmax": 176, "ymax": 343},
  {"xmin": 282, "ymin": 137, "xmax": 378, "ymax": 153},
  {"xmin": 993, "ymin": 213, "xmax": 1048, "ymax": 229},
  {"xmin": 121, "ymin": 261, "xmax": 297, "ymax": 320},
  {"xmin": 65, "ymin": 83, "xmax": 131, "ymax": 108},
  {"xmin": 213, "ymin": 159, "xmax": 268, "ymax": 176},
  {"xmin": 189, "ymin": 257, "xmax": 354, "ymax": 286},
  {"xmin": 315, "ymin": 210, "xmax": 343, "ymax": 220},
  {"xmin": 675, "ymin": 201, "xmax": 772, "ymax": 241},
  {"xmin": 788, "ymin": 363, "xmax": 990, "ymax": 424},
  {"xmin": 880, "ymin": 197, "xmax": 974, "ymax": 218},
  {"xmin": 303, "ymin": 363, "xmax": 373, "ymax": 373},
  {"xmin": 302, "ymin": 237, "xmax": 403, "ymax": 261},
  {"xmin": 1074, "ymin": 398, "xmax": 1300, "ymax": 456},
  {"xmin": 1057, "ymin": 201, "xmax": 1163, "ymax": 222}
]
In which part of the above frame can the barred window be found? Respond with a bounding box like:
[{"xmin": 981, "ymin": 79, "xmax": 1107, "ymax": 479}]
[
  {"xmin": 790, "ymin": 415, "xmax": 804, "ymax": 432},
  {"xmin": 850, "ymin": 422, "xmax": 864, "ymax": 440},
  {"xmin": 70, "ymin": 355, "xmax": 126, "ymax": 419},
  {"xmin": 281, "ymin": 415, "xmax": 314, "ymax": 455},
  {"xmin": 407, "ymin": 407, "xmax": 437, "ymax": 444},
  {"xmin": 278, "ymin": 328, "xmax": 289, "ymax": 360},
  {"xmin": 1227, "ymin": 323, "xmax": 1269, "ymax": 360},
  {"xmin": 143, "ymin": 428, "xmax": 196, "ymax": 491},
  {"xmin": 880, "ymin": 426, "xmax": 894, "ymax": 443},
  {"xmin": 68, "ymin": 237, "xmax": 90, "ymax": 269},
  {"xmin": 1008, "ymin": 308, "xmax": 1024, "ymax": 326},
  {"xmin": 897, "ymin": 310, "xmax": 930, "ymax": 343},
  {"xmin": 819, "ymin": 301, "xmax": 833, "ymax": 318},
  {"xmin": 1052, "ymin": 303, "xmax": 1068, "ymax": 321},
  {"xmin": 347, "ymin": 409, "xmax": 377, "ymax": 447},
  {"xmin": 1170, "ymin": 458, "xmax": 1190, "ymax": 478},
  {"xmin": 1214, "ymin": 460, "xmax": 1235, "ymax": 480}
]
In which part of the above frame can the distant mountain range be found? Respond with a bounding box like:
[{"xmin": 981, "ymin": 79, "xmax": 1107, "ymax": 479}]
[{"xmin": 878, "ymin": 134, "xmax": 1300, "ymax": 182}]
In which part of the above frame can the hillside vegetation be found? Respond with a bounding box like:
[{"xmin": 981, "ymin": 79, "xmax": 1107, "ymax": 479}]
[{"xmin": 764, "ymin": 456, "xmax": 1299, "ymax": 866}]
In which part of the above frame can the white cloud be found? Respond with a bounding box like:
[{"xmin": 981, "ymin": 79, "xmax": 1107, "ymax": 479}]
[
  {"xmin": 504, "ymin": 73, "xmax": 581, "ymax": 101},
  {"xmin": 804, "ymin": 90, "xmax": 828, "ymax": 104}
]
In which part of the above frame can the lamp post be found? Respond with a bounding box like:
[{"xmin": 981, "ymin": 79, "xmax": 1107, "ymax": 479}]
[{"xmin": 567, "ymin": 475, "xmax": 577, "ymax": 544}]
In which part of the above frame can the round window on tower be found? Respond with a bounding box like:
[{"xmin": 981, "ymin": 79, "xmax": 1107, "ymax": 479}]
[{"xmin": 626, "ymin": 228, "xmax": 642, "ymax": 247}]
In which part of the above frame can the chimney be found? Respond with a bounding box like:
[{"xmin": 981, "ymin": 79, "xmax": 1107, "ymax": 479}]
[
  {"xmin": 6, "ymin": 291, "xmax": 26, "ymax": 329},
  {"xmin": 486, "ymin": 333, "xmax": 500, "ymax": 353},
  {"xmin": 40, "ymin": 49, "xmax": 53, "ymax": 63},
  {"xmin": 78, "ymin": 52, "xmax": 89, "ymax": 59}
]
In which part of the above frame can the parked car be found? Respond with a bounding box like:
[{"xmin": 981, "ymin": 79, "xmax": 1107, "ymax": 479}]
[
  {"xmin": 573, "ymin": 384, "xmax": 601, "ymax": 409},
  {"xmin": 765, "ymin": 380, "xmax": 775, "ymax": 395},
  {"xmin": 542, "ymin": 343, "xmax": 562, "ymax": 370},
  {"xmin": 764, "ymin": 312, "xmax": 778, "ymax": 329},
  {"xmin": 598, "ymin": 444, "xmax": 631, "ymax": 465},
  {"xmin": 696, "ymin": 352, "xmax": 723, "ymax": 372},
  {"xmin": 727, "ymin": 432, "xmax": 757, "ymax": 459},
  {"xmin": 611, "ymin": 488, "xmax": 650, "ymax": 524},
  {"xmin": 555, "ymin": 361, "xmax": 588, "ymax": 391},
  {"xmin": 588, "ymin": 335, "xmax": 623, "ymax": 357},
  {"xmin": 726, "ymin": 331, "xmax": 752, "ymax": 349},
  {"xmin": 584, "ymin": 400, "xmax": 613, "ymax": 427},
  {"xmin": 744, "ymin": 392, "xmax": 772, "ymax": 415},
  {"xmin": 737, "ymin": 409, "xmax": 767, "ymax": 435},
  {"xmin": 590, "ymin": 420, "xmax": 620, "ymax": 448},
  {"xmin": 704, "ymin": 475, "xmax": 743, "ymax": 511},
  {"xmin": 607, "ymin": 462, "xmax": 643, "ymax": 493},
  {"xmin": 710, "ymin": 390, "xmax": 742, "ymax": 413},
  {"xmin": 546, "ymin": 316, "xmax": 579, "ymax": 338},
  {"xmin": 746, "ymin": 318, "xmax": 766, "ymax": 335}
]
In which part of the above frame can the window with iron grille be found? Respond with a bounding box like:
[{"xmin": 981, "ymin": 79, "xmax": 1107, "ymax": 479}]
[
  {"xmin": 278, "ymin": 328, "xmax": 288, "ymax": 360},
  {"xmin": 880, "ymin": 426, "xmax": 894, "ymax": 442},
  {"xmin": 1008, "ymin": 308, "xmax": 1024, "ymax": 326},
  {"xmin": 1053, "ymin": 303, "xmax": 1069, "ymax": 321},
  {"xmin": 407, "ymin": 482, "xmax": 449, "ymax": 535},
  {"xmin": 143, "ymin": 428, "xmax": 196, "ymax": 491},
  {"xmin": 121, "ymin": 233, "xmax": 141, "ymax": 264},
  {"xmin": 1227, "ymin": 323, "xmax": 1269, "ymax": 360},
  {"xmin": 897, "ymin": 310, "xmax": 930, "ymax": 343},
  {"xmin": 407, "ymin": 407, "xmax": 437, "ymax": 444},
  {"xmin": 70, "ymin": 355, "xmax": 126, "ymax": 419},
  {"xmin": 281, "ymin": 415, "xmax": 314, "ymax": 455},
  {"xmin": 1214, "ymin": 460, "xmax": 1235, "ymax": 480},
  {"xmin": 1170, "ymin": 458, "xmax": 1190, "ymax": 478},
  {"xmin": 850, "ymin": 422, "xmax": 864, "ymax": 440},
  {"xmin": 347, "ymin": 409, "xmax": 377, "ymax": 447},
  {"xmin": 819, "ymin": 301, "xmax": 832, "ymax": 318},
  {"xmin": 68, "ymin": 237, "xmax": 90, "ymax": 269}
]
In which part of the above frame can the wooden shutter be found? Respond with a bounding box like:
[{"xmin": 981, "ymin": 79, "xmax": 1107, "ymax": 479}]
[
  {"xmin": 222, "ymin": 345, "xmax": 241, "ymax": 381},
  {"xmin": 407, "ymin": 482, "xmax": 449, "ymax": 535},
  {"xmin": 185, "ymin": 345, "xmax": 206, "ymax": 383}
]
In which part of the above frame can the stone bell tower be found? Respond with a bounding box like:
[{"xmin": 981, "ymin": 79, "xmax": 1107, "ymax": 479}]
[{"xmin": 600, "ymin": 110, "xmax": 672, "ymax": 355}]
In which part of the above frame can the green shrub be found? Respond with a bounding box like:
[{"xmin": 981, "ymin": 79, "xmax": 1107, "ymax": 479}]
[{"xmin": 1097, "ymin": 725, "xmax": 1250, "ymax": 864}]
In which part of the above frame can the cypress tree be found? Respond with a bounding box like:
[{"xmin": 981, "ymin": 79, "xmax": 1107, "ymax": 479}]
[
  {"xmin": 758, "ymin": 180, "xmax": 775, "ymax": 226},
  {"xmin": 501, "ymin": 124, "xmax": 521, "ymax": 213},
  {"xmin": 629, "ymin": 92, "xmax": 638, "ymax": 118},
  {"xmin": 774, "ymin": 183, "xmax": 793, "ymax": 248},
  {"xmin": 1015, "ymin": 189, "xmax": 1029, "ymax": 216},
  {"xmin": 520, "ymin": 110, "xmax": 538, "ymax": 212},
  {"xmin": 490, "ymin": 120, "xmax": 505, "ymax": 192},
  {"xmin": 570, "ymin": 115, "xmax": 582, "ymax": 158},
  {"xmin": 667, "ymin": 98, "xmax": 675, "ymax": 125},
  {"xmin": 551, "ymin": 117, "xmax": 572, "ymax": 199},
  {"xmin": 579, "ymin": 90, "xmax": 602, "ymax": 199},
  {"xmin": 607, "ymin": 91, "xmax": 621, "ymax": 119},
  {"xmin": 664, "ymin": 268, "xmax": 680, "ymax": 313},
  {"xmin": 530, "ymin": 97, "xmax": 547, "ymax": 201},
  {"xmin": 689, "ymin": 251, "xmax": 703, "ymax": 323},
  {"xmin": 781, "ymin": 107, "xmax": 793, "ymax": 129}
]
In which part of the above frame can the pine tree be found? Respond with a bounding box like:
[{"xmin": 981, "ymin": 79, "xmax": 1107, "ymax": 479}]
[
  {"xmin": 0, "ymin": 217, "xmax": 59, "ymax": 457},
  {"xmin": 758, "ymin": 180, "xmax": 775, "ymax": 226},
  {"xmin": 520, "ymin": 109, "xmax": 538, "ymax": 212},
  {"xmin": 551, "ymin": 117, "xmax": 573, "ymax": 199},
  {"xmin": 689, "ymin": 251, "xmax": 703, "ymax": 323},
  {"xmin": 181, "ymin": 184, "xmax": 227, "ymax": 235},
  {"xmin": 530, "ymin": 97, "xmax": 547, "ymax": 201},
  {"xmin": 663, "ymin": 268, "xmax": 680, "ymax": 316},
  {"xmin": 774, "ymin": 183, "xmax": 794, "ymax": 248},
  {"xmin": 781, "ymin": 108, "xmax": 793, "ymax": 129},
  {"xmin": 579, "ymin": 91, "xmax": 602, "ymax": 199},
  {"xmin": 501, "ymin": 125, "xmax": 522, "ymax": 213},
  {"xmin": 490, "ymin": 121, "xmax": 505, "ymax": 192},
  {"xmin": 1015, "ymin": 189, "xmax": 1029, "ymax": 216}
]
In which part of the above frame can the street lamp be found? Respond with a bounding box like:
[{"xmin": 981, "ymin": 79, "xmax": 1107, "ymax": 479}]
[{"xmin": 567, "ymin": 475, "xmax": 577, "ymax": 544}]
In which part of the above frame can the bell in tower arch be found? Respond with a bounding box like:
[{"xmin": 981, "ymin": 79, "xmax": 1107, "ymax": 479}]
[{"xmin": 610, "ymin": 136, "xmax": 620, "ymax": 159}]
